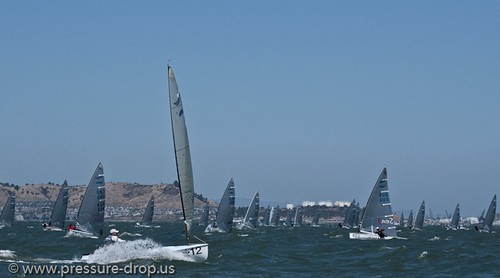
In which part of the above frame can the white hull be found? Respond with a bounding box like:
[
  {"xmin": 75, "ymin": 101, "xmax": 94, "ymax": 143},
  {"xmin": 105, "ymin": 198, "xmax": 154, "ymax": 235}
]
[
  {"xmin": 163, "ymin": 243, "xmax": 208, "ymax": 263},
  {"xmin": 348, "ymin": 232, "xmax": 406, "ymax": 240},
  {"xmin": 44, "ymin": 226, "xmax": 64, "ymax": 232},
  {"xmin": 204, "ymin": 224, "xmax": 229, "ymax": 234},
  {"xmin": 67, "ymin": 229, "xmax": 98, "ymax": 239}
]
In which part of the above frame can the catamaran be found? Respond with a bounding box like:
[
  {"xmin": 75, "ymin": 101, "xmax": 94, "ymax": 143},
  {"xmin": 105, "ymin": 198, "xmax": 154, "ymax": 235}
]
[
  {"xmin": 205, "ymin": 178, "xmax": 236, "ymax": 233},
  {"xmin": 349, "ymin": 167, "xmax": 405, "ymax": 240},
  {"xmin": 44, "ymin": 180, "xmax": 69, "ymax": 231},
  {"xmin": 237, "ymin": 192, "xmax": 260, "ymax": 229},
  {"xmin": 161, "ymin": 65, "xmax": 208, "ymax": 262},
  {"xmin": 413, "ymin": 200, "xmax": 425, "ymax": 230},
  {"xmin": 475, "ymin": 194, "xmax": 496, "ymax": 233},
  {"xmin": 137, "ymin": 196, "xmax": 154, "ymax": 227},
  {"xmin": 0, "ymin": 193, "xmax": 16, "ymax": 228},
  {"xmin": 67, "ymin": 163, "xmax": 105, "ymax": 239}
]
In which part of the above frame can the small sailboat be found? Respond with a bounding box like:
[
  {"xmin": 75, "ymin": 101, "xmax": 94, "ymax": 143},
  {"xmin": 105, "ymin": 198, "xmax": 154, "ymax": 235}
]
[
  {"xmin": 67, "ymin": 163, "xmax": 105, "ymax": 239},
  {"xmin": 0, "ymin": 193, "xmax": 16, "ymax": 228},
  {"xmin": 237, "ymin": 192, "xmax": 260, "ymax": 229},
  {"xmin": 199, "ymin": 203, "xmax": 209, "ymax": 227},
  {"xmin": 292, "ymin": 205, "xmax": 302, "ymax": 227},
  {"xmin": 163, "ymin": 65, "xmax": 208, "ymax": 262},
  {"xmin": 137, "ymin": 196, "xmax": 154, "ymax": 227},
  {"xmin": 284, "ymin": 208, "xmax": 293, "ymax": 227},
  {"xmin": 270, "ymin": 206, "xmax": 280, "ymax": 226},
  {"xmin": 311, "ymin": 207, "xmax": 320, "ymax": 227},
  {"xmin": 261, "ymin": 206, "xmax": 271, "ymax": 226},
  {"xmin": 407, "ymin": 210, "xmax": 414, "ymax": 229},
  {"xmin": 413, "ymin": 200, "xmax": 425, "ymax": 230},
  {"xmin": 205, "ymin": 178, "xmax": 236, "ymax": 233},
  {"xmin": 44, "ymin": 180, "xmax": 69, "ymax": 231},
  {"xmin": 342, "ymin": 198, "xmax": 356, "ymax": 229},
  {"xmin": 399, "ymin": 211, "xmax": 405, "ymax": 227},
  {"xmin": 349, "ymin": 167, "xmax": 405, "ymax": 240},
  {"xmin": 475, "ymin": 194, "xmax": 496, "ymax": 233},
  {"xmin": 448, "ymin": 203, "xmax": 461, "ymax": 230}
]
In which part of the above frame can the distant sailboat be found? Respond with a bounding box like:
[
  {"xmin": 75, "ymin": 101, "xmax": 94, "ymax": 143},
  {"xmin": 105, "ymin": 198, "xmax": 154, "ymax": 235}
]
[
  {"xmin": 292, "ymin": 205, "xmax": 302, "ymax": 227},
  {"xmin": 349, "ymin": 167, "xmax": 404, "ymax": 240},
  {"xmin": 68, "ymin": 163, "xmax": 105, "ymax": 239},
  {"xmin": 311, "ymin": 207, "xmax": 320, "ymax": 227},
  {"xmin": 199, "ymin": 203, "xmax": 209, "ymax": 227},
  {"xmin": 448, "ymin": 203, "xmax": 461, "ymax": 230},
  {"xmin": 342, "ymin": 198, "xmax": 356, "ymax": 229},
  {"xmin": 270, "ymin": 206, "xmax": 280, "ymax": 226},
  {"xmin": 413, "ymin": 200, "xmax": 425, "ymax": 230},
  {"xmin": 407, "ymin": 210, "xmax": 414, "ymax": 229},
  {"xmin": 137, "ymin": 196, "xmax": 154, "ymax": 227},
  {"xmin": 475, "ymin": 194, "xmax": 496, "ymax": 233},
  {"xmin": 0, "ymin": 193, "xmax": 15, "ymax": 228},
  {"xmin": 238, "ymin": 192, "xmax": 260, "ymax": 229},
  {"xmin": 44, "ymin": 180, "xmax": 69, "ymax": 231},
  {"xmin": 162, "ymin": 65, "xmax": 208, "ymax": 262},
  {"xmin": 261, "ymin": 206, "xmax": 271, "ymax": 226},
  {"xmin": 205, "ymin": 178, "xmax": 235, "ymax": 233},
  {"xmin": 399, "ymin": 212, "xmax": 405, "ymax": 227},
  {"xmin": 285, "ymin": 208, "xmax": 293, "ymax": 227}
]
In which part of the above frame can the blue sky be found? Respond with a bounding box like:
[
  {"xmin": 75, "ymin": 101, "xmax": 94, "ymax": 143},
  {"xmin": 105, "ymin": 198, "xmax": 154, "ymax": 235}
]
[{"xmin": 1, "ymin": 1, "xmax": 499, "ymax": 217}]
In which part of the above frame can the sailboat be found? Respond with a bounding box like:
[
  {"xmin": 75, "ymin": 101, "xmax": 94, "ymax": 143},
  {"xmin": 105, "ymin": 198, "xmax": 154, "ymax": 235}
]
[
  {"xmin": 162, "ymin": 65, "xmax": 208, "ymax": 262},
  {"xmin": 0, "ymin": 193, "xmax": 16, "ymax": 228},
  {"xmin": 67, "ymin": 163, "xmax": 105, "ymax": 239},
  {"xmin": 205, "ymin": 178, "xmax": 236, "ymax": 233},
  {"xmin": 199, "ymin": 203, "xmax": 209, "ymax": 227},
  {"xmin": 261, "ymin": 206, "xmax": 271, "ymax": 226},
  {"xmin": 311, "ymin": 207, "xmax": 320, "ymax": 227},
  {"xmin": 407, "ymin": 210, "xmax": 414, "ymax": 229},
  {"xmin": 342, "ymin": 198, "xmax": 356, "ymax": 229},
  {"xmin": 237, "ymin": 192, "xmax": 260, "ymax": 229},
  {"xmin": 284, "ymin": 208, "xmax": 293, "ymax": 227},
  {"xmin": 292, "ymin": 205, "xmax": 302, "ymax": 227},
  {"xmin": 399, "ymin": 212, "xmax": 404, "ymax": 227},
  {"xmin": 448, "ymin": 203, "xmax": 461, "ymax": 230},
  {"xmin": 349, "ymin": 167, "xmax": 405, "ymax": 240},
  {"xmin": 44, "ymin": 180, "xmax": 69, "ymax": 231},
  {"xmin": 137, "ymin": 196, "xmax": 154, "ymax": 227},
  {"xmin": 475, "ymin": 194, "xmax": 496, "ymax": 233},
  {"xmin": 270, "ymin": 206, "xmax": 280, "ymax": 226},
  {"xmin": 413, "ymin": 200, "xmax": 425, "ymax": 230}
]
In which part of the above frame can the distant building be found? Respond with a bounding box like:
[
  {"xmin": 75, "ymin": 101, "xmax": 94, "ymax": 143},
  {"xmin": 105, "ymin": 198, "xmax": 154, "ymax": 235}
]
[
  {"xmin": 301, "ymin": 201, "xmax": 316, "ymax": 207},
  {"xmin": 334, "ymin": 201, "xmax": 351, "ymax": 207},
  {"xmin": 318, "ymin": 201, "xmax": 333, "ymax": 207},
  {"xmin": 286, "ymin": 204, "xmax": 294, "ymax": 209}
]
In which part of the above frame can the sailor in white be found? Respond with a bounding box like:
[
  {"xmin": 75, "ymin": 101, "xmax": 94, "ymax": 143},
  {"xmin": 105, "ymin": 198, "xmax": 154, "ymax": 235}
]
[{"xmin": 104, "ymin": 228, "xmax": 126, "ymax": 244}]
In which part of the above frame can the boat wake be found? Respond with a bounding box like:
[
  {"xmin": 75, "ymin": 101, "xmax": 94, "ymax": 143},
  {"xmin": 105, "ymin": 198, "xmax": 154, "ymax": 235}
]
[
  {"xmin": 82, "ymin": 238, "xmax": 194, "ymax": 264},
  {"xmin": 0, "ymin": 250, "xmax": 16, "ymax": 259}
]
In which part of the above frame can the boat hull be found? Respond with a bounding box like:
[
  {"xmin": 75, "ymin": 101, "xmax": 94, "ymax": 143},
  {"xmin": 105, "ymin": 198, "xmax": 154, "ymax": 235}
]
[
  {"xmin": 163, "ymin": 243, "xmax": 208, "ymax": 263},
  {"xmin": 67, "ymin": 229, "xmax": 99, "ymax": 239}
]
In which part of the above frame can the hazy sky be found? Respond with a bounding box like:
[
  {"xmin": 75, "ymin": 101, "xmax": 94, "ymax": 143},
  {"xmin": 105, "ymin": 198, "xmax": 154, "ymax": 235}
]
[{"xmin": 1, "ymin": 1, "xmax": 499, "ymax": 217}]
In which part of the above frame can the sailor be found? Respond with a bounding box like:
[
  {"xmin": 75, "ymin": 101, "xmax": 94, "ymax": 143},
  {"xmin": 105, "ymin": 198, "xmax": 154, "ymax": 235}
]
[
  {"xmin": 375, "ymin": 227, "xmax": 385, "ymax": 238},
  {"xmin": 104, "ymin": 228, "xmax": 126, "ymax": 244},
  {"xmin": 68, "ymin": 224, "xmax": 76, "ymax": 230}
]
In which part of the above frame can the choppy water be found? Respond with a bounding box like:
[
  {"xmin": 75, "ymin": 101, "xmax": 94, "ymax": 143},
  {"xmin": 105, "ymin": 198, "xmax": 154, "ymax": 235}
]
[{"xmin": 1, "ymin": 222, "xmax": 498, "ymax": 277}]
